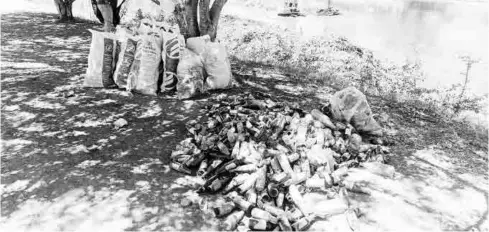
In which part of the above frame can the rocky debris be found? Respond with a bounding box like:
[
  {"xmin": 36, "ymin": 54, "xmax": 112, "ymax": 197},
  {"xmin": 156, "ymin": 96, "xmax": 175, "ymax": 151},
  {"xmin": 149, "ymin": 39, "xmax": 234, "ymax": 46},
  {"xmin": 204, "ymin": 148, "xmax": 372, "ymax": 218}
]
[{"xmin": 170, "ymin": 92, "xmax": 392, "ymax": 231}]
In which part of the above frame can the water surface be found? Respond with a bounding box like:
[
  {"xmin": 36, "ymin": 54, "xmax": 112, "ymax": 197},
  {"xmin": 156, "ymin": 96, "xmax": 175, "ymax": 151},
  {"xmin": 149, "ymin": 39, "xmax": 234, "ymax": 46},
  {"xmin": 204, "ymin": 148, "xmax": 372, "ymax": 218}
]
[{"xmin": 266, "ymin": 0, "xmax": 489, "ymax": 95}]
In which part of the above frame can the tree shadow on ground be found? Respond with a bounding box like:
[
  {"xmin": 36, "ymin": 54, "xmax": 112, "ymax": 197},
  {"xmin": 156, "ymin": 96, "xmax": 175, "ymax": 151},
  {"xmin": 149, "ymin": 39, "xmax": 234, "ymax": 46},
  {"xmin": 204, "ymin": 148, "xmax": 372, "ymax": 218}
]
[
  {"xmin": 1, "ymin": 12, "xmax": 487, "ymax": 231},
  {"xmin": 1, "ymin": 12, "xmax": 220, "ymax": 231}
]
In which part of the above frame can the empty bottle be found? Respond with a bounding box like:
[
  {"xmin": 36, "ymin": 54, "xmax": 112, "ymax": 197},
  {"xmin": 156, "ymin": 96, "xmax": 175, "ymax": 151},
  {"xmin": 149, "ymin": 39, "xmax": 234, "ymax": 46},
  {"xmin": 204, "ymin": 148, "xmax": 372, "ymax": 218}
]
[
  {"xmin": 197, "ymin": 159, "xmax": 208, "ymax": 176},
  {"xmin": 213, "ymin": 201, "xmax": 236, "ymax": 218},
  {"xmin": 291, "ymin": 214, "xmax": 316, "ymax": 231},
  {"xmin": 255, "ymin": 166, "xmax": 267, "ymax": 191},
  {"xmin": 278, "ymin": 215, "xmax": 293, "ymax": 231},
  {"xmin": 223, "ymin": 210, "xmax": 245, "ymax": 231},
  {"xmin": 251, "ymin": 208, "xmax": 278, "ymax": 224},
  {"xmin": 246, "ymin": 188, "xmax": 257, "ymax": 205},
  {"xmin": 267, "ymin": 183, "xmax": 280, "ymax": 198},
  {"xmin": 170, "ymin": 162, "xmax": 191, "ymax": 174},
  {"xmin": 249, "ymin": 218, "xmax": 268, "ymax": 230}
]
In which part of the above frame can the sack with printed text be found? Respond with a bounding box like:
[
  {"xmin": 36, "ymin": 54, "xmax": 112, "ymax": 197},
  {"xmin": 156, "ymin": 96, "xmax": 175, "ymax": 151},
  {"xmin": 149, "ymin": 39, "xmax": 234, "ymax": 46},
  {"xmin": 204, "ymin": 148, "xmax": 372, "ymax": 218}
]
[
  {"xmin": 160, "ymin": 31, "xmax": 185, "ymax": 93},
  {"xmin": 127, "ymin": 32, "xmax": 162, "ymax": 96},
  {"xmin": 84, "ymin": 29, "xmax": 117, "ymax": 88}
]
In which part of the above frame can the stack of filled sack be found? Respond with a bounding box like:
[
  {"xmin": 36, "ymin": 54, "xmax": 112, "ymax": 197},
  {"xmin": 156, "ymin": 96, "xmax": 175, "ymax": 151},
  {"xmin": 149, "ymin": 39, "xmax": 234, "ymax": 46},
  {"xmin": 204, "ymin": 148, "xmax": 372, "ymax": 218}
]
[{"xmin": 84, "ymin": 19, "xmax": 233, "ymax": 99}]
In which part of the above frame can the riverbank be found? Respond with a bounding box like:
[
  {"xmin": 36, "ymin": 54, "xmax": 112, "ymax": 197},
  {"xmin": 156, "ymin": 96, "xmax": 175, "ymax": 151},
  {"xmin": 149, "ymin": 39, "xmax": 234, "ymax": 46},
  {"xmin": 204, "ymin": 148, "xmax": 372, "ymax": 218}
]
[
  {"xmin": 1, "ymin": 2, "xmax": 488, "ymax": 231},
  {"xmin": 222, "ymin": 0, "xmax": 488, "ymax": 128},
  {"xmin": 2, "ymin": 10, "xmax": 488, "ymax": 231}
]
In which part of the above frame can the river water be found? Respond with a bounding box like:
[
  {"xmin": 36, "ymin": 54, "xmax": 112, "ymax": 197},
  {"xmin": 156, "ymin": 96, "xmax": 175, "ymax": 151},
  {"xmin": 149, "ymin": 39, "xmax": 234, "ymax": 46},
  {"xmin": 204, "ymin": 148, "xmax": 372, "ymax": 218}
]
[{"xmin": 232, "ymin": 0, "xmax": 488, "ymax": 96}]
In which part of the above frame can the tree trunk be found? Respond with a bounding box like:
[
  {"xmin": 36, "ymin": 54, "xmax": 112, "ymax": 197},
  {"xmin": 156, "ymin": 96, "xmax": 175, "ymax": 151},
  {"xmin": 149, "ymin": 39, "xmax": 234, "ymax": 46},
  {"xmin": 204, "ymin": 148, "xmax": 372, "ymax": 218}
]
[
  {"xmin": 91, "ymin": 0, "xmax": 125, "ymax": 30},
  {"xmin": 174, "ymin": 0, "xmax": 200, "ymax": 39},
  {"xmin": 98, "ymin": 3, "xmax": 115, "ymax": 31},
  {"xmin": 207, "ymin": 0, "xmax": 227, "ymax": 41},
  {"xmin": 54, "ymin": 0, "xmax": 76, "ymax": 21},
  {"xmin": 174, "ymin": 0, "xmax": 227, "ymax": 41},
  {"xmin": 91, "ymin": 0, "xmax": 105, "ymax": 24}
]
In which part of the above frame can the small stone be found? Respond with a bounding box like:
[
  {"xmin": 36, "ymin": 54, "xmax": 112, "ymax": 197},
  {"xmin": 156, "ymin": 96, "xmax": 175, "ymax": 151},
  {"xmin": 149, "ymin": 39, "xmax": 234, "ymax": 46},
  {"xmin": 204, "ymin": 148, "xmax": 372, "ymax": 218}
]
[
  {"xmin": 370, "ymin": 138, "xmax": 383, "ymax": 145},
  {"xmin": 87, "ymin": 145, "xmax": 100, "ymax": 151},
  {"xmin": 181, "ymin": 198, "xmax": 192, "ymax": 207},
  {"xmin": 114, "ymin": 118, "xmax": 128, "ymax": 129},
  {"xmin": 63, "ymin": 90, "xmax": 75, "ymax": 98}
]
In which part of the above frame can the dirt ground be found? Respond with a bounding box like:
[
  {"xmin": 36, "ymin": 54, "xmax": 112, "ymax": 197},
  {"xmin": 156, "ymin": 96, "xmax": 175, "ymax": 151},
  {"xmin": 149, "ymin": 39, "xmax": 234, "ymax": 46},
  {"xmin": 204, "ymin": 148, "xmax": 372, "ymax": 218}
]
[{"xmin": 1, "ymin": 12, "xmax": 488, "ymax": 231}]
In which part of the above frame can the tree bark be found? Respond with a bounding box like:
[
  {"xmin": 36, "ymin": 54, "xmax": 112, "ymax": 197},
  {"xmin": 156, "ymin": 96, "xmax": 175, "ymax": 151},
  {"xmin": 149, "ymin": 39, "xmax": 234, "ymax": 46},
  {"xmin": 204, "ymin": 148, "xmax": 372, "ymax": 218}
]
[
  {"xmin": 91, "ymin": 0, "xmax": 126, "ymax": 29},
  {"xmin": 54, "ymin": 0, "xmax": 76, "ymax": 21},
  {"xmin": 174, "ymin": 0, "xmax": 227, "ymax": 41},
  {"xmin": 91, "ymin": 0, "xmax": 105, "ymax": 24},
  {"xmin": 98, "ymin": 3, "xmax": 115, "ymax": 31},
  {"xmin": 208, "ymin": 0, "xmax": 227, "ymax": 41},
  {"xmin": 198, "ymin": 0, "xmax": 211, "ymax": 36},
  {"xmin": 174, "ymin": 0, "xmax": 200, "ymax": 39}
]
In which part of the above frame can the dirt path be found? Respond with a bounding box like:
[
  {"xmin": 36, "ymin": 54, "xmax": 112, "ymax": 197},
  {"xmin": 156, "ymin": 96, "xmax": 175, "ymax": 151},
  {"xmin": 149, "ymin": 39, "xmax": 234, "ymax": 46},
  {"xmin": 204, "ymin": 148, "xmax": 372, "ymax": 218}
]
[{"xmin": 1, "ymin": 12, "xmax": 488, "ymax": 231}]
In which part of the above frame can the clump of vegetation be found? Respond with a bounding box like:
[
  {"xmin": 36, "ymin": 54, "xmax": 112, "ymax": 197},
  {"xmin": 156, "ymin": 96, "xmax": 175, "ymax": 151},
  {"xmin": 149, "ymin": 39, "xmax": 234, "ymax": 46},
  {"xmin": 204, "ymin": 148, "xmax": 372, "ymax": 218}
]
[{"xmin": 218, "ymin": 15, "xmax": 486, "ymax": 120}]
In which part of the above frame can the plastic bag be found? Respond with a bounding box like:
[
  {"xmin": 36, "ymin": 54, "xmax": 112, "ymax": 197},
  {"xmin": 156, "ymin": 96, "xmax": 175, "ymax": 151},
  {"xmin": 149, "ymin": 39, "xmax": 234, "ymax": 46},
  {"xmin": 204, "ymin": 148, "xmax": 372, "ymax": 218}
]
[
  {"xmin": 186, "ymin": 34, "xmax": 211, "ymax": 55},
  {"xmin": 127, "ymin": 32, "xmax": 162, "ymax": 96},
  {"xmin": 329, "ymin": 87, "xmax": 382, "ymax": 135},
  {"xmin": 202, "ymin": 42, "xmax": 232, "ymax": 90},
  {"xmin": 84, "ymin": 29, "xmax": 117, "ymax": 88},
  {"xmin": 176, "ymin": 48, "xmax": 205, "ymax": 99}
]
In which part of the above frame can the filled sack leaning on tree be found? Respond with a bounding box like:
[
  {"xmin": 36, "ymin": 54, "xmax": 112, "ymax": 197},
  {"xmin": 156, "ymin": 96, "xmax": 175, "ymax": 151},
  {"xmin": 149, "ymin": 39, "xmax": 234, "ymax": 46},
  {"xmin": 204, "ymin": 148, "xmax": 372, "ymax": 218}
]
[
  {"xmin": 186, "ymin": 35, "xmax": 211, "ymax": 55},
  {"xmin": 176, "ymin": 48, "xmax": 205, "ymax": 99},
  {"xmin": 84, "ymin": 29, "xmax": 118, "ymax": 88},
  {"xmin": 186, "ymin": 35, "xmax": 233, "ymax": 90},
  {"xmin": 329, "ymin": 87, "xmax": 383, "ymax": 136},
  {"xmin": 202, "ymin": 41, "xmax": 232, "ymax": 90}
]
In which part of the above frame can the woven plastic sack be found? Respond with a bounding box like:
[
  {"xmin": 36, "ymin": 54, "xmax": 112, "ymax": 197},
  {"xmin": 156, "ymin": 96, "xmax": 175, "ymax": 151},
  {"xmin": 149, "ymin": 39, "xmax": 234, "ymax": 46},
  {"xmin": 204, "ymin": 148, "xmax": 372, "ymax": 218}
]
[
  {"xmin": 127, "ymin": 32, "xmax": 162, "ymax": 96},
  {"xmin": 330, "ymin": 87, "xmax": 382, "ymax": 135},
  {"xmin": 160, "ymin": 31, "xmax": 185, "ymax": 93},
  {"xmin": 84, "ymin": 29, "xmax": 117, "ymax": 88},
  {"xmin": 176, "ymin": 48, "xmax": 205, "ymax": 99},
  {"xmin": 138, "ymin": 18, "xmax": 154, "ymax": 35},
  {"xmin": 202, "ymin": 42, "xmax": 232, "ymax": 90},
  {"xmin": 113, "ymin": 40, "xmax": 121, "ymax": 73},
  {"xmin": 113, "ymin": 36, "xmax": 138, "ymax": 89}
]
